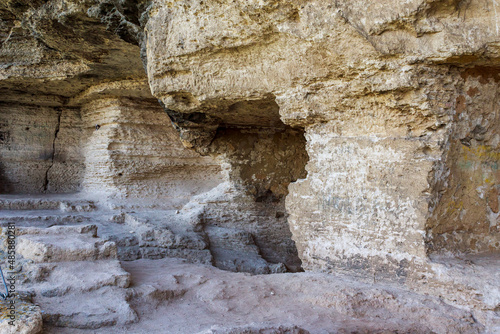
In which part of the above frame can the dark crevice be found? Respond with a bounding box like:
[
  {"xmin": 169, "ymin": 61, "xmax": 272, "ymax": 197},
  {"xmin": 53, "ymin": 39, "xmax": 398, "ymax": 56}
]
[{"xmin": 42, "ymin": 108, "xmax": 62, "ymax": 193}]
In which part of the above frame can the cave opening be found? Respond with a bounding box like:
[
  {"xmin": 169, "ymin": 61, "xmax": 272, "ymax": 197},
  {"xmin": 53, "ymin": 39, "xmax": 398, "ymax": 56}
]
[{"xmin": 175, "ymin": 96, "xmax": 309, "ymax": 273}]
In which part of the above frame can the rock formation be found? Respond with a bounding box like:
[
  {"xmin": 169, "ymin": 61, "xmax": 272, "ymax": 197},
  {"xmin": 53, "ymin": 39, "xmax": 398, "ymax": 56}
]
[{"xmin": 0, "ymin": 0, "xmax": 498, "ymax": 333}]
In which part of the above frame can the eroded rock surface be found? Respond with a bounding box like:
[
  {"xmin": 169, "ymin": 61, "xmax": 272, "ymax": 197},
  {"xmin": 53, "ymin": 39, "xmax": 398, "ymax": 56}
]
[
  {"xmin": 46, "ymin": 258, "xmax": 484, "ymax": 334},
  {"xmin": 0, "ymin": 0, "xmax": 499, "ymax": 332}
]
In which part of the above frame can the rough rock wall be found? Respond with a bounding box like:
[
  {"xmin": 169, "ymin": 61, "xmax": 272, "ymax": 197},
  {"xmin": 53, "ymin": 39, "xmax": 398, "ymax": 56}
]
[
  {"xmin": 0, "ymin": 83, "xmax": 222, "ymax": 204},
  {"xmin": 0, "ymin": 0, "xmax": 498, "ymax": 277},
  {"xmin": 0, "ymin": 1, "xmax": 224, "ymax": 207},
  {"xmin": 209, "ymin": 126, "xmax": 307, "ymax": 201},
  {"xmin": 0, "ymin": 104, "xmax": 83, "ymax": 194},
  {"xmin": 0, "ymin": 0, "xmax": 148, "ymax": 194},
  {"xmin": 79, "ymin": 83, "xmax": 223, "ymax": 208},
  {"xmin": 427, "ymin": 67, "xmax": 500, "ymax": 255},
  {"xmin": 47, "ymin": 107, "xmax": 85, "ymax": 193},
  {"xmin": 0, "ymin": 104, "xmax": 58, "ymax": 193},
  {"xmin": 143, "ymin": 0, "xmax": 499, "ymax": 278},
  {"xmin": 1, "ymin": 0, "xmax": 500, "ymax": 331}
]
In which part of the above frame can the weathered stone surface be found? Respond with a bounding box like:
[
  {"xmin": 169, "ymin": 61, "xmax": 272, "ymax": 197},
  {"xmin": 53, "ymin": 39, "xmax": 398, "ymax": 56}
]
[
  {"xmin": 141, "ymin": 0, "xmax": 499, "ymax": 276},
  {"xmin": 0, "ymin": 104, "xmax": 82, "ymax": 194},
  {"xmin": 184, "ymin": 182, "xmax": 303, "ymax": 272},
  {"xmin": 206, "ymin": 226, "xmax": 287, "ymax": 274},
  {"xmin": 39, "ymin": 287, "xmax": 138, "ymax": 329},
  {"xmin": 108, "ymin": 211, "xmax": 215, "ymax": 263},
  {"xmin": 79, "ymin": 86, "xmax": 223, "ymax": 209},
  {"xmin": 116, "ymin": 258, "xmax": 483, "ymax": 334},
  {"xmin": 138, "ymin": 1, "xmax": 500, "ymax": 329},
  {"xmin": 1, "ymin": 0, "xmax": 500, "ymax": 332},
  {"xmin": 427, "ymin": 67, "xmax": 500, "ymax": 254},
  {"xmin": 17, "ymin": 229, "xmax": 117, "ymax": 263},
  {"xmin": 8, "ymin": 224, "xmax": 138, "ymax": 330},
  {"xmin": 197, "ymin": 325, "xmax": 310, "ymax": 334},
  {"xmin": 0, "ymin": 299, "xmax": 42, "ymax": 334},
  {"xmin": 22, "ymin": 260, "xmax": 131, "ymax": 294}
]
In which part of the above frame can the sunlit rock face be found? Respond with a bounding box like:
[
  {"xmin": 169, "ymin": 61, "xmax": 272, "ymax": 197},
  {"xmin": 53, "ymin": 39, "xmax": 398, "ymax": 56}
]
[
  {"xmin": 143, "ymin": 0, "xmax": 499, "ymax": 270},
  {"xmin": 0, "ymin": 0, "xmax": 499, "ymax": 332}
]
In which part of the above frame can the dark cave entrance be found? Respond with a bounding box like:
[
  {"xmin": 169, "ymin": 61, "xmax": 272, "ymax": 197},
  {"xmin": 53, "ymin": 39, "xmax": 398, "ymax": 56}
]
[{"xmin": 174, "ymin": 96, "xmax": 309, "ymax": 273}]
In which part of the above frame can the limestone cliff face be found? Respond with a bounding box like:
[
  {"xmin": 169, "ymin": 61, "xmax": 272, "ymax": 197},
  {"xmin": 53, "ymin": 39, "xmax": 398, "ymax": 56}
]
[
  {"xmin": 0, "ymin": 0, "xmax": 499, "ymax": 329},
  {"xmin": 142, "ymin": 0, "xmax": 499, "ymax": 270}
]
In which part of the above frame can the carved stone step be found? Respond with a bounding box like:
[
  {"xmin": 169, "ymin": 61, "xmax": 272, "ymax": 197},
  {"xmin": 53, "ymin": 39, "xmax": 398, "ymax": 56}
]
[{"xmin": 16, "ymin": 225, "xmax": 117, "ymax": 263}]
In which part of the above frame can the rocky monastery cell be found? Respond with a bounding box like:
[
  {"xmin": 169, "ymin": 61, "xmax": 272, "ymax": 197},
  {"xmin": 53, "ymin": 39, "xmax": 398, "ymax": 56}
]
[{"xmin": 0, "ymin": 0, "xmax": 498, "ymax": 333}]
